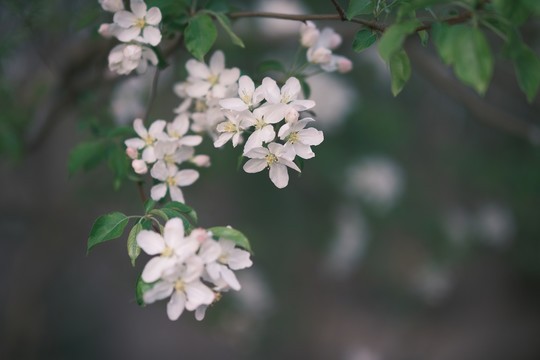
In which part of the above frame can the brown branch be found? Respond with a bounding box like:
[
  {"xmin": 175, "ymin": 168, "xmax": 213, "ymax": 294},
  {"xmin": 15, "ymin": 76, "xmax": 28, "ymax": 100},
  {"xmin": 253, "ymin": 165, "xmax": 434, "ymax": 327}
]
[
  {"xmin": 228, "ymin": 12, "xmax": 388, "ymax": 32},
  {"xmin": 331, "ymin": 0, "xmax": 348, "ymax": 21},
  {"xmin": 137, "ymin": 182, "xmax": 148, "ymax": 203}
]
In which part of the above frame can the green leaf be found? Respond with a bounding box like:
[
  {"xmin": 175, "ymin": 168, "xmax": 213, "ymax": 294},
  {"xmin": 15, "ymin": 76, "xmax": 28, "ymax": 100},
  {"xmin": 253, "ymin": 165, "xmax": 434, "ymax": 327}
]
[
  {"xmin": 67, "ymin": 141, "xmax": 106, "ymax": 177},
  {"xmin": 452, "ymin": 26, "xmax": 493, "ymax": 95},
  {"xmin": 492, "ymin": 0, "xmax": 530, "ymax": 25},
  {"xmin": 106, "ymin": 126, "xmax": 134, "ymax": 139},
  {"xmin": 135, "ymin": 274, "xmax": 158, "ymax": 306},
  {"xmin": 144, "ymin": 199, "xmax": 156, "ymax": 214},
  {"xmin": 184, "ymin": 14, "xmax": 217, "ymax": 61},
  {"xmin": 214, "ymin": 12, "xmax": 245, "ymax": 48},
  {"xmin": 149, "ymin": 209, "xmax": 169, "ymax": 221},
  {"xmin": 389, "ymin": 49, "xmax": 411, "ymax": 96},
  {"xmin": 519, "ymin": 0, "xmax": 540, "ymax": 16},
  {"xmin": 127, "ymin": 222, "xmax": 143, "ymax": 266},
  {"xmin": 87, "ymin": 212, "xmax": 129, "ymax": 253},
  {"xmin": 432, "ymin": 22, "xmax": 455, "ymax": 65},
  {"xmin": 347, "ymin": 0, "xmax": 374, "ymax": 19},
  {"xmin": 160, "ymin": 209, "xmax": 193, "ymax": 231},
  {"xmin": 378, "ymin": 20, "xmax": 420, "ymax": 62},
  {"xmin": 163, "ymin": 201, "xmax": 198, "ymax": 225},
  {"xmin": 208, "ymin": 226, "xmax": 252, "ymax": 253},
  {"xmin": 512, "ymin": 46, "xmax": 540, "ymax": 102},
  {"xmin": 107, "ymin": 146, "xmax": 129, "ymax": 190},
  {"xmin": 418, "ymin": 30, "xmax": 428, "ymax": 47},
  {"xmin": 257, "ymin": 60, "xmax": 286, "ymax": 74},
  {"xmin": 352, "ymin": 29, "xmax": 377, "ymax": 53}
]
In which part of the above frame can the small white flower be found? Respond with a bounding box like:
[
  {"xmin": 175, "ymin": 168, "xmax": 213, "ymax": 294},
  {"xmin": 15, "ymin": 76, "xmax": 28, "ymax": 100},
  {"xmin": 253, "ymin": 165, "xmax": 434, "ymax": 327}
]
[
  {"xmin": 219, "ymin": 75, "xmax": 265, "ymax": 112},
  {"xmin": 242, "ymin": 106, "xmax": 279, "ymax": 154},
  {"xmin": 243, "ymin": 142, "xmax": 300, "ymax": 188},
  {"xmin": 153, "ymin": 140, "xmax": 194, "ymax": 166},
  {"xmin": 113, "ymin": 0, "xmax": 162, "ymax": 46},
  {"xmin": 136, "ymin": 218, "xmax": 200, "ymax": 283},
  {"xmin": 166, "ymin": 114, "xmax": 203, "ymax": 147},
  {"xmin": 142, "ymin": 256, "xmax": 215, "ymax": 321},
  {"xmin": 184, "ymin": 50, "xmax": 240, "ymax": 99},
  {"xmin": 278, "ymin": 118, "xmax": 324, "ymax": 159},
  {"xmin": 124, "ymin": 118, "xmax": 168, "ymax": 163},
  {"xmin": 214, "ymin": 112, "xmax": 247, "ymax": 148},
  {"xmin": 150, "ymin": 162, "xmax": 199, "ymax": 203},
  {"xmin": 262, "ymin": 77, "xmax": 315, "ymax": 123}
]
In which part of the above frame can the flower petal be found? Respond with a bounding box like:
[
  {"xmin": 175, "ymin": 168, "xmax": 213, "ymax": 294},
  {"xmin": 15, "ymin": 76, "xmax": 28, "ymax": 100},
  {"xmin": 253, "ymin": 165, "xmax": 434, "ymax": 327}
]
[
  {"xmin": 137, "ymin": 230, "xmax": 165, "ymax": 255},
  {"xmin": 185, "ymin": 59, "xmax": 210, "ymax": 79},
  {"xmin": 142, "ymin": 26, "xmax": 162, "ymax": 46},
  {"xmin": 219, "ymin": 68, "xmax": 240, "ymax": 86},
  {"xmin": 114, "ymin": 11, "xmax": 138, "ymax": 28},
  {"xmin": 186, "ymin": 81, "xmax": 212, "ymax": 98},
  {"xmin": 143, "ymin": 281, "xmax": 173, "ymax": 304},
  {"xmin": 219, "ymin": 98, "xmax": 248, "ymax": 112},
  {"xmin": 130, "ymin": 0, "xmax": 147, "ymax": 18},
  {"xmin": 141, "ymin": 256, "xmax": 176, "ymax": 283},
  {"xmin": 299, "ymin": 127, "xmax": 324, "ymax": 146},
  {"xmin": 150, "ymin": 161, "xmax": 168, "ymax": 180},
  {"xmin": 124, "ymin": 137, "xmax": 145, "ymax": 149},
  {"xmin": 168, "ymin": 186, "xmax": 184, "ymax": 203},
  {"xmin": 150, "ymin": 183, "xmax": 167, "ymax": 200},
  {"xmin": 185, "ymin": 281, "xmax": 215, "ymax": 310},
  {"xmin": 220, "ymin": 266, "xmax": 241, "ymax": 291},
  {"xmin": 145, "ymin": 7, "xmax": 162, "ymax": 25},
  {"xmin": 133, "ymin": 118, "xmax": 147, "ymax": 137},
  {"xmin": 163, "ymin": 218, "xmax": 185, "ymax": 248},
  {"xmin": 115, "ymin": 26, "xmax": 141, "ymax": 42},
  {"xmin": 175, "ymin": 169, "xmax": 199, "ymax": 186},
  {"xmin": 269, "ymin": 163, "xmax": 289, "ymax": 188},
  {"xmin": 209, "ymin": 50, "xmax": 225, "ymax": 75},
  {"xmin": 227, "ymin": 248, "xmax": 253, "ymax": 270},
  {"xmin": 243, "ymin": 159, "xmax": 267, "ymax": 173},
  {"xmin": 167, "ymin": 290, "xmax": 186, "ymax": 321}
]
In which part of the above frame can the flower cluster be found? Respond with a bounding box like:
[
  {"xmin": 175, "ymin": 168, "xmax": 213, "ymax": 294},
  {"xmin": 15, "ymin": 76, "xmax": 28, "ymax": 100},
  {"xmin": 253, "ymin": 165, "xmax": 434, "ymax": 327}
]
[
  {"xmin": 300, "ymin": 21, "xmax": 352, "ymax": 74},
  {"xmin": 98, "ymin": 0, "xmax": 162, "ymax": 75},
  {"xmin": 216, "ymin": 75, "xmax": 324, "ymax": 188},
  {"xmin": 173, "ymin": 50, "xmax": 241, "ymax": 140},
  {"xmin": 137, "ymin": 218, "xmax": 252, "ymax": 321},
  {"xmin": 125, "ymin": 117, "xmax": 210, "ymax": 204}
]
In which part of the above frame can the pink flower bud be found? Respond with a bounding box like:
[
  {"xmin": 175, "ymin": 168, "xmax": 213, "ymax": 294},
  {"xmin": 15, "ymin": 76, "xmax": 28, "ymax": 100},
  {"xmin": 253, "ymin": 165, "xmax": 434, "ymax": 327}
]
[
  {"xmin": 98, "ymin": 24, "xmax": 115, "ymax": 38},
  {"xmin": 327, "ymin": 33, "xmax": 342, "ymax": 49},
  {"xmin": 191, "ymin": 155, "xmax": 211, "ymax": 167},
  {"xmin": 132, "ymin": 159, "xmax": 148, "ymax": 174},
  {"xmin": 126, "ymin": 146, "xmax": 138, "ymax": 159},
  {"xmin": 300, "ymin": 21, "xmax": 319, "ymax": 48},
  {"xmin": 190, "ymin": 228, "xmax": 209, "ymax": 243},
  {"xmin": 309, "ymin": 47, "xmax": 332, "ymax": 64},
  {"xmin": 285, "ymin": 108, "xmax": 299, "ymax": 123},
  {"xmin": 337, "ymin": 57, "xmax": 353, "ymax": 73}
]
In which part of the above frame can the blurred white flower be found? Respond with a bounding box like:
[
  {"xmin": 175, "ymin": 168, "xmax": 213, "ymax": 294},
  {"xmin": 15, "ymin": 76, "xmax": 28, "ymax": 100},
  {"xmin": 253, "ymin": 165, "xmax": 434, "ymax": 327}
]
[
  {"xmin": 255, "ymin": 0, "xmax": 309, "ymax": 38},
  {"xmin": 474, "ymin": 203, "xmax": 515, "ymax": 247},
  {"xmin": 149, "ymin": 162, "xmax": 199, "ymax": 203},
  {"xmin": 99, "ymin": 0, "xmax": 124, "ymax": 12},
  {"xmin": 108, "ymin": 43, "xmax": 157, "ymax": 75},
  {"xmin": 345, "ymin": 156, "xmax": 404, "ymax": 210}
]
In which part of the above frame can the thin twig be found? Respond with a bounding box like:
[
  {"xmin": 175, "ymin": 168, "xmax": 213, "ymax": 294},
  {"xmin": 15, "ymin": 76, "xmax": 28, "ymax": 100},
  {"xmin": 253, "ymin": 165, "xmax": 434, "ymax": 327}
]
[{"xmin": 331, "ymin": 0, "xmax": 348, "ymax": 21}]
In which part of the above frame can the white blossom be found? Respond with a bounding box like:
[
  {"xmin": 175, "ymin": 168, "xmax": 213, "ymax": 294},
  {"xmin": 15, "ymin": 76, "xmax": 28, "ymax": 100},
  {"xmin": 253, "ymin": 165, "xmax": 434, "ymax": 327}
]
[
  {"xmin": 262, "ymin": 77, "xmax": 315, "ymax": 123},
  {"xmin": 108, "ymin": 43, "xmax": 157, "ymax": 75},
  {"xmin": 278, "ymin": 118, "xmax": 324, "ymax": 159},
  {"xmin": 113, "ymin": 0, "xmax": 162, "ymax": 46},
  {"xmin": 150, "ymin": 162, "xmax": 199, "ymax": 203},
  {"xmin": 219, "ymin": 75, "xmax": 265, "ymax": 112},
  {"xmin": 243, "ymin": 142, "xmax": 300, "ymax": 188},
  {"xmin": 214, "ymin": 112, "xmax": 247, "ymax": 148},
  {"xmin": 124, "ymin": 118, "xmax": 167, "ymax": 163}
]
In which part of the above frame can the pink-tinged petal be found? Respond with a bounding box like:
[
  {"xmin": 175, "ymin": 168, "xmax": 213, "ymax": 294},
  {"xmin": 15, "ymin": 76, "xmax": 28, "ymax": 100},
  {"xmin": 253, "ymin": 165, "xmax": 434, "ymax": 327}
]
[
  {"xmin": 179, "ymin": 135, "xmax": 202, "ymax": 147},
  {"xmin": 186, "ymin": 81, "xmax": 212, "ymax": 98},
  {"xmin": 199, "ymin": 240, "xmax": 221, "ymax": 263},
  {"xmin": 114, "ymin": 11, "xmax": 138, "ymax": 28},
  {"xmin": 148, "ymin": 120, "xmax": 166, "ymax": 137},
  {"xmin": 130, "ymin": 0, "xmax": 147, "ymax": 18},
  {"xmin": 293, "ymin": 143, "xmax": 315, "ymax": 159},
  {"xmin": 133, "ymin": 118, "xmax": 147, "ymax": 137},
  {"xmin": 150, "ymin": 183, "xmax": 167, "ymax": 200},
  {"xmin": 219, "ymin": 68, "xmax": 240, "ymax": 85},
  {"xmin": 262, "ymin": 77, "xmax": 281, "ymax": 104},
  {"xmin": 220, "ymin": 98, "xmax": 248, "ymax": 112},
  {"xmin": 278, "ymin": 123, "xmax": 291, "ymax": 139},
  {"xmin": 220, "ymin": 267, "xmax": 241, "ymax": 290},
  {"xmin": 167, "ymin": 291, "xmax": 186, "ymax": 321},
  {"xmin": 145, "ymin": 7, "xmax": 162, "ymax": 25},
  {"xmin": 143, "ymin": 281, "xmax": 173, "ymax": 304},
  {"xmin": 168, "ymin": 186, "xmax": 184, "ymax": 203},
  {"xmin": 142, "ymin": 146, "xmax": 156, "ymax": 163},
  {"xmin": 244, "ymin": 146, "xmax": 269, "ymax": 159},
  {"xmin": 137, "ymin": 230, "xmax": 165, "ymax": 255},
  {"xmin": 175, "ymin": 169, "xmax": 199, "ymax": 186},
  {"xmin": 292, "ymin": 99, "xmax": 316, "ymax": 111},
  {"xmin": 209, "ymin": 50, "xmax": 225, "ymax": 75},
  {"xmin": 124, "ymin": 137, "xmax": 145, "ymax": 149},
  {"xmin": 195, "ymin": 305, "xmax": 207, "ymax": 321},
  {"xmin": 243, "ymin": 159, "xmax": 267, "ymax": 173},
  {"xmin": 206, "ymin": 262, "xmax": 220, "ymax": 281},
  {"xmin": 163, "ymin": 218, "xmax": 185, "ymax": 248},
  {"xmin": 150, "ymin": 161, "xmax": 168, "ymax": 180},
  {"xmin": 185, "ymin": 281, "xmax": 215, "ymax": 310},
  {"xmin": 269, "ymin": 163, "xmax": 289, "ymax": 188},
  {"xmin": 115, "ymin": 26, "xmax": 141, "ymax": 42},
  {"xmin": 227, "ymin": 249, "xmax": 253, "ymax": 270},
  {"xmin": 299, "ymin": 127, "xmax": 324, "ymax": 146},
  {"xmin": 142, "ymin": 256, "xmax": 176, "ymax": 283},
  {"xmin": 185, "ymin": 59, "xmax": 210, "ymax": 79},
  {"xmin": 142, "ymin": 26, "xmax": 161, "ymax": 46},
  {"xmin": 213, "ymin": 132, "xmax": 234, "ymax": 148}
]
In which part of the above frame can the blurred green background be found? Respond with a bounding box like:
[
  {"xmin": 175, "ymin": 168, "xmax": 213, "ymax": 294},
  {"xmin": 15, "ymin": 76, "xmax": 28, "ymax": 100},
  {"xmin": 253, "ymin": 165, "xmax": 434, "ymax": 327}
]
[{"xmin": 1, "ymin": 0, "xmax": 540, "ymax": 359}]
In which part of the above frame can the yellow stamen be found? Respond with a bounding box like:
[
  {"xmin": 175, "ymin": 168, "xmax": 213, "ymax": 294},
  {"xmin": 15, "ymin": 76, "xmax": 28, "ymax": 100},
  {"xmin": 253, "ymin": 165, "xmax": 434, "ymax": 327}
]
[
  {"xmin": 136, "ymin": 18, "xmax": 146, "ymax": 29},
  {"xmin": 167, "ymin": 176, "xmax": 177, "ymax": 187},
  {"xmin": 144, "ymin": 135, "xmax": 156, "ymax": 146},
  {"xmin": 195, "ymin": 100, "xmax": 207, "ymax": 112},
  {"xmin": 208, "ymin": 74, "xmax": 219, "ymax": 85},
  {"xmin": 223, "ymin": 121, "xmax": 236, "ymax": 133},
  {"xmin": 265, "ymin": 153, "xmax": 278, "ymax": 168},
  {"xmin": 174, "ymin": 279, "xmax": 185, "ymax": 291},
  {"xmin": 161, "ymin": 246, "xmax": 174, "ymax": 257},
  {"xmin": 288, "ymin": 131, "xmax": 299, "ymax": 144}
]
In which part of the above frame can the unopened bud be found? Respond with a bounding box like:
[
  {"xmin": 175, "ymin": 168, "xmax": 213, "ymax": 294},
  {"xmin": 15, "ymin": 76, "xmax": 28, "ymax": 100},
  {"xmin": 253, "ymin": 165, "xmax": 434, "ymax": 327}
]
[
  {"xmin": 285, "ymin": 108, "xmax": 299, "ymax": 123},
  {"xmin": 132, "ymin": 159, "xmax": 148, "ymax": 174},
  {"xmin": 309, "ymin": 47, "xmax": 332, "ymax": 64},
  {"xmin": 191, "ymin": 154, "xmax": 211, "ymax": 167},
  {"xmin": 126, "ymin": 146, "xmax": 138, "ymax": 159},
  {"xmin": 300, "ymin": 21, "xmax": 319, "ymax": 48},
  {"xmin": 190, "ymin": 228, "xmax": 209, "ymax": 243},
  {"xmin": 337, "ymin": 57, "xmax": 353, "ymax": 73}
]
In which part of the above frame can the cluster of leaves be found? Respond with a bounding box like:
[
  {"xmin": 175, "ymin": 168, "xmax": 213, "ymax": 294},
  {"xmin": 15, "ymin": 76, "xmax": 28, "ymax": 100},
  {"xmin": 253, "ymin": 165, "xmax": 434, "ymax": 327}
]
[{"xmin": 349, "ymin": 0, "xmax": 540, "ymax": 99}]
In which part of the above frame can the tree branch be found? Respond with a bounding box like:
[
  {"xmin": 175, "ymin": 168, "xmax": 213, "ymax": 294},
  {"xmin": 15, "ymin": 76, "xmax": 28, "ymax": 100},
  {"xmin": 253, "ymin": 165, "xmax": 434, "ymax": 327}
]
[{"xmin": 331, "ymin": 0, "xmax": 348, "ymax": 21}]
